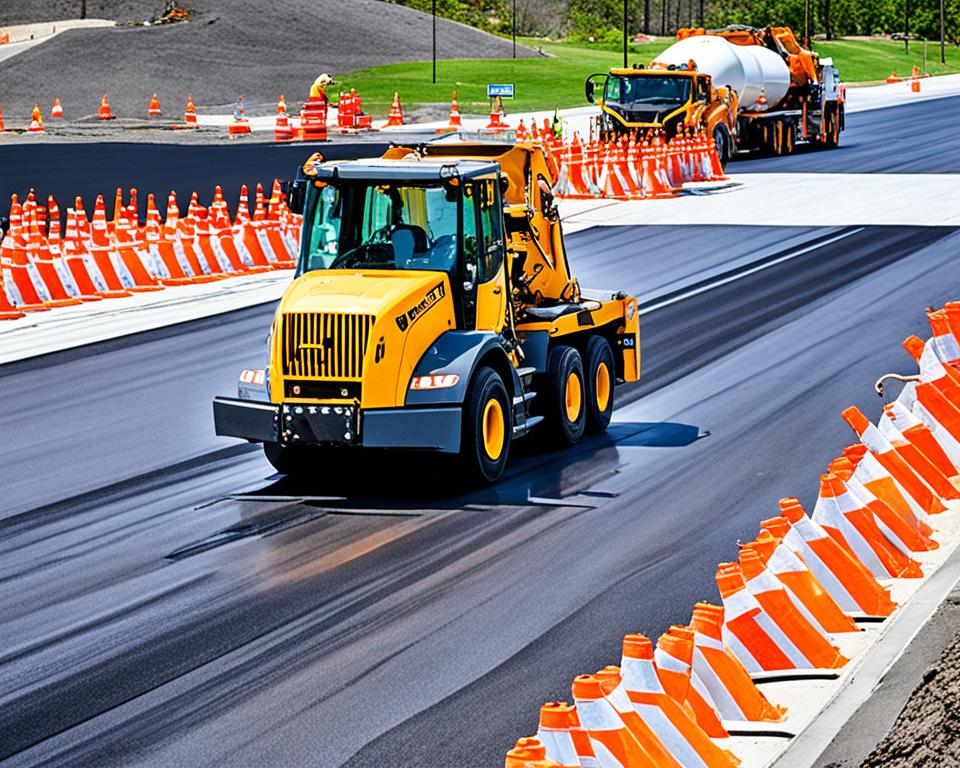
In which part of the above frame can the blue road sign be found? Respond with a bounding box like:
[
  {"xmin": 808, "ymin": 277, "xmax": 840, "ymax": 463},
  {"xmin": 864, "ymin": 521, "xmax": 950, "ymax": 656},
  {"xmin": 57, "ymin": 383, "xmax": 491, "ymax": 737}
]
[{"xmin": 486, "ymin": 83, "xmax": 515, "ymax": 99}]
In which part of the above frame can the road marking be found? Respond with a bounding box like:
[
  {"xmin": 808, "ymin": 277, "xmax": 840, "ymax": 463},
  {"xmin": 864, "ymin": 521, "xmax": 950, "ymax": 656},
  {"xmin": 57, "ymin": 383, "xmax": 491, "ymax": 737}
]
[{"xmin": 637, "ymin": 228, "xmax": 865, "ymax": 316}]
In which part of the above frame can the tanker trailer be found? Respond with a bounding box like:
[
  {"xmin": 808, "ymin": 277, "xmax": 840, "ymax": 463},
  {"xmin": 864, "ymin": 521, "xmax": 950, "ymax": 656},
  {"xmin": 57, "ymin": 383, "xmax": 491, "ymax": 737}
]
[{"xmin": 585, "ymin": 25, "xmax": 844, "ymax": 158}]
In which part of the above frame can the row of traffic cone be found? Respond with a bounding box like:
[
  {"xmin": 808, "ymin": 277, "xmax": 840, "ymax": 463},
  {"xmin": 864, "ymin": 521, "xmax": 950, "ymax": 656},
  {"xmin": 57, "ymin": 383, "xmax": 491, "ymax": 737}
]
[
  {"xmin": 0, "ymin": 181, "xmax": 302, "ymax": 320},
  {"xmin": 0, "ymin": 94, "xmax": 199, "ymax": 130},
  {"xmin": 538, "ymin": 127, "xmax": 726, "ymax": 201},
  {"xmin": 503, "ymin": 303, "xmax": 960, "ymax": 767}
]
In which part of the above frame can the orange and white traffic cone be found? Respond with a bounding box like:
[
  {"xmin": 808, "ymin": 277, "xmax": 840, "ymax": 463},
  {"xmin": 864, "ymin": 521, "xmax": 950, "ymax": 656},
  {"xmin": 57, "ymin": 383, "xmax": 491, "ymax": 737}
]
[
  {"xmin": 688, "ymin": 603, "xmax": 787, "ymax": 723},
  {"xmin": 485, "ymin": 95, "xmax": 509, "ymax": 132},
  {"xmin": 147, "ymin": 93, "xmax": 162, "ymax": 118},
  {"xmin": 99, "ymin": 94, "xmax": 115, "ymax": 120},
  {"xmin": 184, "ymin": 93, "xmax": 197, "ymax": 126},
  {"xmin": 829, "ymin": 454, "xmax": 937, "ymax": 556},
  {"xmin": 902, "ymin": 335, "xmax": 960, "ymax": 444},
  {"xmin": 594, "ymin": 666, "xmax": 682, "ymax": 766},
  {"xmin": 0, "ymin": 104, "xmax": 5, "ymax": 132},
  {"xmin": 51, "ymin": 97, "xmax": 64, "ymax": 119},
  {"xmin": 277, "ymin": 94, "xmax": 287, "ymax": 115},
  {"xmin": 620, "ymin": 634, "xmax": 740, "ymax": 767},
  {"xmin": 436, "ymin": 90, "xmax": 463, "ymax": 133},
  {"xmin": 774, "ymin": 499, "xmax": 897, "ymax": 616},
  {"xmin": 274, "ymin": 109, "xmax": 294, "ymax": 142},
  {"xmin": 843, "ymin": 405, "xmax": 947, "ymax": 515},
  {"xmin": 885, "ymin": 400, "xmax": 959, "ymax": 480},
  {"xmin": 745, "ymin": 529, "xmax": 858, "ymax": 634},
  {"xmin": 737, "ymin": 549, "xmax": 847, "ymax": 667},
  {"xmin": 385, "ymin": 91, "xmax": 404, "ymax": 127},
  {"xmin": 537, "ymin": 702, "xmax": 584, "ymax": 768},
  {"xmin": 571, "ymin": 674, "xmax": 656, "ymax": 767},
  {"xmin": 1, "ymin": 200, "xmax": 51, "ymax": 312},
  {"xmin": 812, "ymin": 472, "xmax": 923, "ymax": 579},
  {"xmin": 655, "ymin": 627, "xmax": 728, "ymax": 737}
]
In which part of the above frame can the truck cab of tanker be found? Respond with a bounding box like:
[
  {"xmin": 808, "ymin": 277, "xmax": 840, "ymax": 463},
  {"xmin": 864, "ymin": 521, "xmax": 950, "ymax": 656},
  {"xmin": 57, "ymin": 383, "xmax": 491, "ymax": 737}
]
[
  {"xmin": 213, "ymin": 143, "xmax": 641, "ymax": 484},
  {"xmin": 585, "ymin": 65, "xmax": 737, "ymax": 163}
]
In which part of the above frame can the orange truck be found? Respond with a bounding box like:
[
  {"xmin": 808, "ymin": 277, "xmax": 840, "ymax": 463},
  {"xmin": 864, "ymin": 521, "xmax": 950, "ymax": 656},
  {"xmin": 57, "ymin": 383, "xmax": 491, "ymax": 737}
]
[{"xmin": 586, "ymin": 25, "xmax": 844, "ymax": 163}]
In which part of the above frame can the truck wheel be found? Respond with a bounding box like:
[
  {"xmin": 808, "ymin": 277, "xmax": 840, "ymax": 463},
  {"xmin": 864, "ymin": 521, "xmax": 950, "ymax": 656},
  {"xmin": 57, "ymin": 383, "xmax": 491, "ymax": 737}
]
[
  {"xmin": 461, "ymin": 366, "xmax": 512, "ymax": 484},
  {"xmin": 545, "ymin": 345, "xmax": 587, "ymax": 445},
  {"xmin": 713, "ymin": 126, "xmax": 730, "ymax": 168},
  {"xmin": 263, "ymin": 442, "xmax": 319, "ymax": 475},
  {"xmin": 783, "ymin": 121, "xmax": 796, "ymax": 155},
  {"xmin": 584, "ymin": 336, "xmax": 615, "ymax": 433}
]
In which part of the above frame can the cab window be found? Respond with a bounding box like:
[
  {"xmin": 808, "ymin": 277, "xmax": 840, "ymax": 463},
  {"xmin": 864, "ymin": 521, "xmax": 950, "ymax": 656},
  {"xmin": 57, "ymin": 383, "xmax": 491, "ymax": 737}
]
[{"xmin": 477, "ymin": 179, "xmax": 503, "ymax": 281}]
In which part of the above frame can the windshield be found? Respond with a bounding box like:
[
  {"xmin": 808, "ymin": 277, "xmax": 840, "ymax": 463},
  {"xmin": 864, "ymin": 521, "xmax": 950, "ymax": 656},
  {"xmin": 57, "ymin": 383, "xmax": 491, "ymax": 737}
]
[
  {"xmin": 299, "ymin": 181, "xmax": 459, "ymax": 275},
  {"xmin": 604, "ymin": 75, "xmax": 691, "ymax": 106}
]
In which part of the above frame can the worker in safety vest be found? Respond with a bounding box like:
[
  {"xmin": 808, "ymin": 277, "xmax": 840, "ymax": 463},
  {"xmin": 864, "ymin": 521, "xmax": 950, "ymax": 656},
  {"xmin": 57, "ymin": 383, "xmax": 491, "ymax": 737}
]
[{"xmin": 310, "ymin": 73, "xmax": 334, "ymax": 104}]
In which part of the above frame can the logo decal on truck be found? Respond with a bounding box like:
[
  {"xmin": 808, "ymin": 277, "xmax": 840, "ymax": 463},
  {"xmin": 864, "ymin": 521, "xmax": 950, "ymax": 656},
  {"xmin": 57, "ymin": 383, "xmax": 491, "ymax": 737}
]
[{"xmin": 395, "ymin": 282, "xmax": 446, "ymax": 332}]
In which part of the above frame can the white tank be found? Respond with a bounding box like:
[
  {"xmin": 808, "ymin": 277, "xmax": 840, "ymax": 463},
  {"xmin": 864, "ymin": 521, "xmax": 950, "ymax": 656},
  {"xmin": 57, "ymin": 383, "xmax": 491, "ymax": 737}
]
[{"xmin": 654, "ymin": 35, "xmax": 790, "ymax": 112}]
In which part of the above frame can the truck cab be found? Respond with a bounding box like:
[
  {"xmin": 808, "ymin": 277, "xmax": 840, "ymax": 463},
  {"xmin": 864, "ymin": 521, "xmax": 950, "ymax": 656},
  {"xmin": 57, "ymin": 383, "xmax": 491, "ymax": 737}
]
[
  {"xmin": 586, "ymin": 66, "xmax": 737, "ymax": 163},
  {"xmin": 214, "ymin": 143, "xmax": 640, "ymax": 484}
]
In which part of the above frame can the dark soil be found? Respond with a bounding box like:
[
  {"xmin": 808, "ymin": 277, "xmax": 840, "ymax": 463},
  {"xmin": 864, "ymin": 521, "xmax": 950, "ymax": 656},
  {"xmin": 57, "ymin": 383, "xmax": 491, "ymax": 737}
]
[
  {"xmin": 860, "ymin": 626, "xmax": 960, "ymax": 767},
  {"xmin": 0, "ymin": 0, "xmax": 532, "ymax": 119}
]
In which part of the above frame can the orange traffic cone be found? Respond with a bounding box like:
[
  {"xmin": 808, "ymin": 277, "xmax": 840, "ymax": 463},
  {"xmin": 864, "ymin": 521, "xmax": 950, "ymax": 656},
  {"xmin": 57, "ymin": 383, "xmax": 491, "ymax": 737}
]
[
  {"xmin": 843, "ymin": 406, "xmax": 946, "ymax": 515},
  {"xmin": 594, "ymin": 666, "xmax": 682, "ymax": 766},
  {"xmin": 620, "ymin": 634, "xmax": 740, "ymax": 767},
  {"xmin": 745, "ymin": 529, "xmax": 858, "ymax": 634},
  {"xmin": 184, "ymin": 93, "xmax": 197, "ymax": 126},
  {"xmin": 28, "ymin": 101, "xmax": 44, "ymax": 133},
  {"xmin": 385, "ymin": 91, "xmax": 404, "ymax": 127},
  {"xmin": 536, "ymin": 702, "xmax": 583, "ymax": 767},
  {"xmin": 277, "ymin": 94, "xmax": 287, "ymax": 115},
  {"xmin": 0, "ymin": 105, "xmax": 5, "ymax": 132},
  {"xmin": 903, "ymin": 335, "xmax": 960, "ymax": 443},
  {"xmin": 99, "ymin": 94, "xmax": 115, "ymax": 120},
  {"xmin": 274, "ymin": 110, "xmax": 294, "ymax": 142},
  {"xmin": 570, "ymin": 675, "xmax": 655, "ymax": 767},
  {"xmin": 688, "ymin": 603, "xmax": 787, "ymax": 723},
  {"xmin": 437, "ymin": 90, "xmax": 463, "ymax": 133},
  {"xmin": 885, "ymin": 400, "xmax": 959, "ymax": 479},
  {"xmin": 515, "ymin": 118, "xmax": 528, "ymax": 142},
  {"xmin": 774, "ymin": 499, "xmax": 897, "ymax": 616},
  {"xmin": 504, "ymin": 736, "xmax": 551, "ymax": 768},
  {"xmin": 148, "ymin": 93, "xmax": 162, "ymax": 117},
  {"xmin": 51, "ymin": 97, "xmax": 64, "ymax": 119},
  {"xmin": 655, "ymin": 627, "xmax": 728, "ymax": 737},
  {"xmin": 486, "ymin": 95, "xmax": 509, "ymax": 131}
]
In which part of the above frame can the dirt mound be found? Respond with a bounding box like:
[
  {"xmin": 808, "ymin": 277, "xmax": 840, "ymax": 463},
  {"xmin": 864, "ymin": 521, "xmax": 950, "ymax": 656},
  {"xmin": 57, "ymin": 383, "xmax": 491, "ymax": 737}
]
[
  {"xmin": 0, "ymin": 0, "xmax": 532, "ymax": 119},
  {"xmin": 860, "ymin": 627, "xmax": 960, "ymax": 767}
]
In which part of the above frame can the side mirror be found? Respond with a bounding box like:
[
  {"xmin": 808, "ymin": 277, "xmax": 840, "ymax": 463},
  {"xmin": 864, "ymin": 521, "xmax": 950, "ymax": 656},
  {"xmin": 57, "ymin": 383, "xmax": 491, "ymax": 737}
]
[
  {"xmin": 585, "ymin": 79, "xmax": 596, "ymax": 104},
  {"xmin": 285, "ymin": 173, "xmax": 307, "ymax": 215}
]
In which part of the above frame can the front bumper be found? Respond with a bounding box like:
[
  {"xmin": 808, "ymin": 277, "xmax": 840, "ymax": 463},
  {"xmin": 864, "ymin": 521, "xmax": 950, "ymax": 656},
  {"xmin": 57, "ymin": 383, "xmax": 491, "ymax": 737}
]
[{"xmin": 212, "ymin": 397, "xmax": 462, "ymax": 453}]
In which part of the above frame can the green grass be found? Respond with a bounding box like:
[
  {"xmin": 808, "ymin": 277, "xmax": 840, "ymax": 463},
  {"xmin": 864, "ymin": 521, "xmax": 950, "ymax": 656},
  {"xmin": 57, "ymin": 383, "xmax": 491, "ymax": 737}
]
[
  {"xmin": 336, "ymin": 37, "xmax": 960, "ymax": 118},
  {"xmin": 814, "ymin": 38, "xmax": 960, "ymax": 83}
]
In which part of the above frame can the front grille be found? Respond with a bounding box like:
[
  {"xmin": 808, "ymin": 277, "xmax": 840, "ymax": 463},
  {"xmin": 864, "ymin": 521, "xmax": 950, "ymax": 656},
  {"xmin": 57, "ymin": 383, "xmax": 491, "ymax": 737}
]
[{"xmin": 281, "ymin": 312, "xmax": 374, "ymax": 380}]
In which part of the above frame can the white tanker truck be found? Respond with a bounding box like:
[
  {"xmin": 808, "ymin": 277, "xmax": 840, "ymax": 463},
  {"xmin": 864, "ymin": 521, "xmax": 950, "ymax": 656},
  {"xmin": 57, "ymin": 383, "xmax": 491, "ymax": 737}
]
[{"xmin": 586, "ymin": 25, "xmax": 844, "ymax": 161}]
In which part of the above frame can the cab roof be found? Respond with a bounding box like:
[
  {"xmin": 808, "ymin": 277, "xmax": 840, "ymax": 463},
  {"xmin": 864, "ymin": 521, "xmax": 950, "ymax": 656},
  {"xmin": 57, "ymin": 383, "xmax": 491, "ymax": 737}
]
[{"xmin": 307, "ymin": 157, "xmax": 500, "ymax": 183}]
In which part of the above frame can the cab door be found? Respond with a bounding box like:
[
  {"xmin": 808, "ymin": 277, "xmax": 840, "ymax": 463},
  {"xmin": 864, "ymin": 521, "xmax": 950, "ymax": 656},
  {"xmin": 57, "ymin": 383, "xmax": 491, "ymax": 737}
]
[{"xmin": 462, "ymin": 177, "xmax": 506, "ymax": 332}]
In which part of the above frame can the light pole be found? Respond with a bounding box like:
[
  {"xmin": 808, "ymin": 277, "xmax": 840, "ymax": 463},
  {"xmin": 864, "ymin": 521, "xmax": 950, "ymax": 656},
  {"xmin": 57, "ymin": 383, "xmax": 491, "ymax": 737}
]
[
  {"xmin": 432, "ymin": 0, "xmax": 437, "ymax": 84},
  {"xmin": 513, "ymin": 0, "xmax": 517, "ymax": 59},
  {"xmin": 623, "ymin": 0, "xmax": 628, "ymax": 68}
]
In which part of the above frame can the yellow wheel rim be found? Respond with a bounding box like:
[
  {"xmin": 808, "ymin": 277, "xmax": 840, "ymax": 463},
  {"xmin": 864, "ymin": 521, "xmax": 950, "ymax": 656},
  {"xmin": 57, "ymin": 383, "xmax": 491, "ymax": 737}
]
[
  {"xmin": 482, "ymin": 398, "xmax": 505, "ymax": 461},
  {"xmin": 595, "ymin": 362, "xmax": 611, "ymax": 412},
  {"xmin": 565, "ymin": 371, "xmax": 582, "ymax": 423}
]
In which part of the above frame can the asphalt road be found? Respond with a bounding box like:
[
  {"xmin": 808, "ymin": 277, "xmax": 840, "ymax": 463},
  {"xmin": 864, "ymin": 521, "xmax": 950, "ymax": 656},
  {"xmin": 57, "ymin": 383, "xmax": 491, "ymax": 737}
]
[{"xmin": 1, "ymin": 96, "xmax": 958, "ymax": 767}]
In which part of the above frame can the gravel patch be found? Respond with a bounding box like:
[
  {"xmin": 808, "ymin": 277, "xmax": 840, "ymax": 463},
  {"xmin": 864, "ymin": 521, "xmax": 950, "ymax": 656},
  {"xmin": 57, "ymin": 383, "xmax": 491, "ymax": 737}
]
[
  {"xmin": 859, "ymin": 623, "xmax": 960, "ymax": 767},
  {"xmin": 0, "ymin": 0, "xmax": 533, "ymax": 120}
]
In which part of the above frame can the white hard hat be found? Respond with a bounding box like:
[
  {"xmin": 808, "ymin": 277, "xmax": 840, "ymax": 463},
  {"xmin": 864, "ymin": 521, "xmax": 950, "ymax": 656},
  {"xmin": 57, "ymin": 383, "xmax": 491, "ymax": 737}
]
[{"xmin": 315, "ymin": 73, "xmax": 334, "ymax": 87}]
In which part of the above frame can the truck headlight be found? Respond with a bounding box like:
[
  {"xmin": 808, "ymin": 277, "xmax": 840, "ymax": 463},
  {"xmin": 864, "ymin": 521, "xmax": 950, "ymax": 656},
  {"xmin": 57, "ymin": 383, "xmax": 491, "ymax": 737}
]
[{"xmin": 410, "ymin": 374, "xmax": 460, "ymax": 390}]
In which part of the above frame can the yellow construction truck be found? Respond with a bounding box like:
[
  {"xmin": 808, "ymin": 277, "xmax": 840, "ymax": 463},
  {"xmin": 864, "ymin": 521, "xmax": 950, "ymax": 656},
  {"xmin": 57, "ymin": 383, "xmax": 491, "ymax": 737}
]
[
  {"xmin": 586, "ymin": 25, "xmax": 844, "ymax": 162},
  {"xmin": 213, "ymin": 142, "xmax": 640, "ymax": 483}
]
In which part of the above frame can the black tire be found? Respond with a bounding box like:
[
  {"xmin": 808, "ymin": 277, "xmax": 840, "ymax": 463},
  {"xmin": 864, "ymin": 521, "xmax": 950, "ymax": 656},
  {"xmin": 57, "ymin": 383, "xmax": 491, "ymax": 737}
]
[
  {"xmin": 783, "ymin": 121, "xmax": 796, "ymax": 155},
  {"xmin": 263, "ymin": 442, "xmax": 319, "ymax": 475},
  {"xmin": 712, "ymin": 125, "xmax": 730, "ymax": 168},
  {"xmin": 460, "ymin": 366, "xmax": 512, "ymax": 484},
  {"xmin": 544, "ymin": 345, "xmax": 587, "ymax": 445},
  {"xmin": 584, "ymin": 336, "xmax": 615, "ymax": 434}
]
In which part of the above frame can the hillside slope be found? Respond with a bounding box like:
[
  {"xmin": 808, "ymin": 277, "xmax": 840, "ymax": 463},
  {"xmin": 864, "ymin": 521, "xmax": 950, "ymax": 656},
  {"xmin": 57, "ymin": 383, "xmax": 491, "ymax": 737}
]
[{"xmin": 0, "ymin": 0, "xmax": 533, "ymax": 119}]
